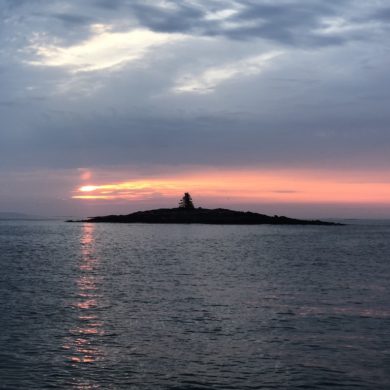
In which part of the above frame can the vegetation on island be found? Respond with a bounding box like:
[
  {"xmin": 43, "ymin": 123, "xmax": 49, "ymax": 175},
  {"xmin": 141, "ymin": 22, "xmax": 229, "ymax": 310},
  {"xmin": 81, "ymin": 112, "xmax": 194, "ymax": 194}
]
[{"xmin": 179, "ymin": 192, "xmax": 195, "ymax": 210}]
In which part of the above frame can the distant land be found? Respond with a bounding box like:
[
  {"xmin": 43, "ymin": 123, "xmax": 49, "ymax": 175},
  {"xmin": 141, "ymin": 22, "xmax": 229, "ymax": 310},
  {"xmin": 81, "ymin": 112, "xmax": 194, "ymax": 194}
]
[
  {"xmin": 67, "ymin": 193, "xmax": 342, "ymax": 225},
  {"xmin": 0, "ymin": 212, "xmax": 44, "ymax": 220},
  {"xmin": 68, "ymin": 208, "xmax": 340, "ymax": 226}
]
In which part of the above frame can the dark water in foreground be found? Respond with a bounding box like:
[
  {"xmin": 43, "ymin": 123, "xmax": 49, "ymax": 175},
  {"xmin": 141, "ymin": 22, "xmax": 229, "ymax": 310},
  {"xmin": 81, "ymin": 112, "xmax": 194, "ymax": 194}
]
[{"xmin": 0, "ymin": 221, "xmax": 389, "ymax": 389}]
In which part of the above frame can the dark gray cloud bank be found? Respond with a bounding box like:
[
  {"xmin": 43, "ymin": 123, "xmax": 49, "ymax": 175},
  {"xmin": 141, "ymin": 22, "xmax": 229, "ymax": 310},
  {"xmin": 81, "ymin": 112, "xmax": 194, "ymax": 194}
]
[{"xmin": 1, "ymin": 0, "xmax": 390, "ymax": 215}]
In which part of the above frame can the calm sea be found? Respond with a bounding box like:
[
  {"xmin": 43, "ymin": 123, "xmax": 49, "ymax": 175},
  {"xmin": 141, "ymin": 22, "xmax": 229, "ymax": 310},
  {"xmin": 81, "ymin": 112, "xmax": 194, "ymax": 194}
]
[{"xmin": 0, "ymin": 220, "xmax": 389, "ymax": 389}]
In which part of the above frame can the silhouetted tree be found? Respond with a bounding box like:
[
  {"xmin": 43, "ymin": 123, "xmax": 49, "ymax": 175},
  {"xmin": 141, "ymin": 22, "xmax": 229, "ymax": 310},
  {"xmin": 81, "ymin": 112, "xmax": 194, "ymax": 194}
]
[{"xmin": 179, "ymin": 192, "xmax": 195, "ymax": 209}]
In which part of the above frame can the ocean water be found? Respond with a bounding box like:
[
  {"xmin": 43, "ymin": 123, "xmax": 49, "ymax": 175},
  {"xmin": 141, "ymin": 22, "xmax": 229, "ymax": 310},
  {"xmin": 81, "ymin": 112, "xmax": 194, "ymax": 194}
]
[{"xmin": 0, "ymin": 220, "xmax": 389, "ymax": 389}]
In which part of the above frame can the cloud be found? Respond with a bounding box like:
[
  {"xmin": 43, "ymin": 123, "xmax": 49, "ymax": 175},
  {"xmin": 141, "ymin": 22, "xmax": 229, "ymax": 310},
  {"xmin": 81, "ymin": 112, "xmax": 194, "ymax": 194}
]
[
  {"xmin": 380, "ymin": 10, "xmax": 390, "ymax": 21},
  {"xmin": 128, "ymin": 1, "xmax": 205, "ymax": 33},
  {"xmin": 173, "ymin": 51, "xmax": 283, "ymax": 93},
  {"xmin": 51, "ymin": 12, "xmax": 93, "ymax": 26},
  {"xmin": 87, "ymin": 0, "xmax": 365, "ymax": 47},
  {"xmin": 1, "ymin": 1, "xmax": 390, "ymax": 177},
  {"xmin": 27, "ymin": 24, "xmax": 184, "ymax": 72},
  {"xmin": 204, "ymin": 8, "xmax": 239, "ymax": 21},
  {"xmin": 220, "ymin": 1, "xmax": 342, "ymax": 42},
  {"xmin": 70, "ymin": 0, "xmax": 367, "ymax": 48}
]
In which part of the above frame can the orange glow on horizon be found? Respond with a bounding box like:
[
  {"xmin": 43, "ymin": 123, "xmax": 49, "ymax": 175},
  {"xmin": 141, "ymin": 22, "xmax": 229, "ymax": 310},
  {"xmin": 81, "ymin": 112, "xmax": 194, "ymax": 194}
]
[
  {"xmin": 72, "ymin": 169, "xmax": 390, "ymax": 204},
  {"xmin": 79, "ymin": 185, "xmax": 99, "ymax": 192}
]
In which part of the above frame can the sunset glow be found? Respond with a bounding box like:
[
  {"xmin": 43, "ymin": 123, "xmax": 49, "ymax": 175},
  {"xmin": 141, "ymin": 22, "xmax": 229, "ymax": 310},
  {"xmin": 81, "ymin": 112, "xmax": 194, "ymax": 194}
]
[
  {"xmin": 72, "ymin": 169, "xmax": 390, "ymax": 205},
  {"xmin": 79, "ymin": 186, "xmax": 99, "ymax": 192}
]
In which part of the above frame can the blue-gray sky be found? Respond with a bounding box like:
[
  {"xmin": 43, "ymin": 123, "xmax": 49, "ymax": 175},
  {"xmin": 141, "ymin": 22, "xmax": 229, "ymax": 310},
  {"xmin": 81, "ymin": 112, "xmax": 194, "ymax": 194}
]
[{"xmin": 1, "ymin": 0, "xmax": 390, "ymax": 217}]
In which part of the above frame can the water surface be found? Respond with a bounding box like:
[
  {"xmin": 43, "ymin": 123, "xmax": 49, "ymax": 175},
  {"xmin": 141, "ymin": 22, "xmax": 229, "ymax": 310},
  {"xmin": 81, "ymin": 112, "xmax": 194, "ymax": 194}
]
[{"xmin": 0, "ymin": 221, "xmax": 389, "ymax": 389}]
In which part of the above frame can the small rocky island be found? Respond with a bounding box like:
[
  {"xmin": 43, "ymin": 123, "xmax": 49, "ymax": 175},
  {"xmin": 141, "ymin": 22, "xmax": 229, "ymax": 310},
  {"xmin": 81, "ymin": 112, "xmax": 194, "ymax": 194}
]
[{"xmin": 69, "ymin": 193, "xmax": 341, "ymax": 226}]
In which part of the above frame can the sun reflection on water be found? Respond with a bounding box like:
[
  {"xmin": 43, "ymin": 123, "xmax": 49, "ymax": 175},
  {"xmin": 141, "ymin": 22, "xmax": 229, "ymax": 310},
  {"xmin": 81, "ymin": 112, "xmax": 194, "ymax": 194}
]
[{"xmin": 63, "ymin": 224, "xmax": 105, "ymax": 387}]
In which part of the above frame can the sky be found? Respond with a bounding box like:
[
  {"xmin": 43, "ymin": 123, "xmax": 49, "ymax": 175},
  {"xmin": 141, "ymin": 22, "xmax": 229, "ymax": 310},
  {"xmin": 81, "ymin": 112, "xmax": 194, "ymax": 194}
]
[{"xmin": 1, "ymin": 0, "xmax": 390, "ymax": 218}]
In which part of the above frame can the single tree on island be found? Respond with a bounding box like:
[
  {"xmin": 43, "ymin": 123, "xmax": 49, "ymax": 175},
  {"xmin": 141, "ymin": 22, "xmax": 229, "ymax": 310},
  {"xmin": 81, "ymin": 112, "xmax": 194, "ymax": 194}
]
[{"xmin": 179, "ymin": 192, "xmax": 195, "ymax": 209}]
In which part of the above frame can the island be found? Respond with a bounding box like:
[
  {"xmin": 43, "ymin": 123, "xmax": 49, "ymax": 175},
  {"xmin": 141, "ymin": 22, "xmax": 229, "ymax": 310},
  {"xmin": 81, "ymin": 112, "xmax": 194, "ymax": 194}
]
[{"xmin": 68, "ymin": 193, "xmax": 341, "ymax": 226}]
